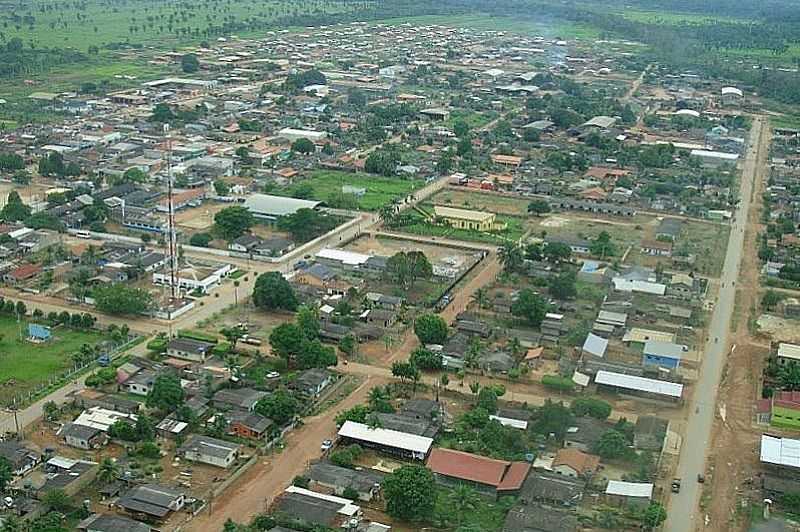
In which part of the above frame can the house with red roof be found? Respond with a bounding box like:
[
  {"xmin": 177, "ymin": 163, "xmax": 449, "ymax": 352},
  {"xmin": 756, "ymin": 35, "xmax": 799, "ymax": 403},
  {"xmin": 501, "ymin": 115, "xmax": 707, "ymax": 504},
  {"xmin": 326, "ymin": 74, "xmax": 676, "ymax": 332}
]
[
  {"xmin": 552, "ymin": 448, "xmax": 600, "ymax": 479},
  {"xmin": 426, "ymin": 448, "xmax": 530, "ymax": 498},
  {"xmin": 3, "ymin": 263, "xmax": 41, "ymax": 285}
]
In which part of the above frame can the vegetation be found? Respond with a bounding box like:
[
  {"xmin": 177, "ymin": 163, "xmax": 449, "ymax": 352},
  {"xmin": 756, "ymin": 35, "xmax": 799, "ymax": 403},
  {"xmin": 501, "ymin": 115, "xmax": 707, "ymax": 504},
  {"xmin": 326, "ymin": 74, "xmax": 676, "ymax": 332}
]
[
  {"xmin": 253, "ymin": 272, "xmax": 298, "ymax": 312},
  {"xmin": 383, "ymin": 465, "xmax": 437, "ymax": 521},
  {"xmin": 414, "ymin": 314, "xmax": 448, "ymax": 345}
]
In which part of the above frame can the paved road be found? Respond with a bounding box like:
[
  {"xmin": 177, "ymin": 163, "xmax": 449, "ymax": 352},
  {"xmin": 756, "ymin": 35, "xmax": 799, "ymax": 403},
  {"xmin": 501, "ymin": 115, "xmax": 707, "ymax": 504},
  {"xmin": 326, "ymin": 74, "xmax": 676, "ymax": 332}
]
[{"xmin": 664, "ymin": 116, "xmax": 766, "ymax": 532}]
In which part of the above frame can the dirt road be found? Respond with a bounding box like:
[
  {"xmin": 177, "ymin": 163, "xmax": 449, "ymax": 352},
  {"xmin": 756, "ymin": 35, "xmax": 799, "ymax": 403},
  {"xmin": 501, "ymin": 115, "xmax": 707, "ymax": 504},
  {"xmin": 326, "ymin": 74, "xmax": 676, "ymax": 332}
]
[
  {"xmin": 184, "ymin": 375, "xmax": 387, "ymax": 531},
  {"xmin": 703, "ymin": 117, "xmax": 772, "ymax": 531}
]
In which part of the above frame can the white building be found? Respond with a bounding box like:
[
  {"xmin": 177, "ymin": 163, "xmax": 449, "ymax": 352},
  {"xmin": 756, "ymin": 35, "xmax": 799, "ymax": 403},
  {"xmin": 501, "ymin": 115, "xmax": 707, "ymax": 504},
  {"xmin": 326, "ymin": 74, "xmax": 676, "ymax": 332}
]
[
  {"xmin": 152, "ymin": 263, "xmax": 233, "ymax": 294},
  {"xmin": 277, "ymin": 128, "xmax": 328, "ymax": 143}
]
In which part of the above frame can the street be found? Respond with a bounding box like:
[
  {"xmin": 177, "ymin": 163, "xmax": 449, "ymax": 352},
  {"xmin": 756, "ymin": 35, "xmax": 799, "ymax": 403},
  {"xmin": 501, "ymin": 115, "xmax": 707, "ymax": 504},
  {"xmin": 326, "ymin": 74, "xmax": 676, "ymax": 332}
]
[{"xmin": 664, "ymin": 116, "xmax": 766, "ymax": 532}]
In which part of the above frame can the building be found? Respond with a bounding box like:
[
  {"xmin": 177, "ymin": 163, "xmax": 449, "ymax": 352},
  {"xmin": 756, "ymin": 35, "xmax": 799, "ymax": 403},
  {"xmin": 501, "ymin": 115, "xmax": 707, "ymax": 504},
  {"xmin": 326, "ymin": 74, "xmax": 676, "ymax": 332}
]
[
  {"xmin": 152, "ymin": 263, "xmax": 233, "ymax": 295},
  {"xmin": 59, "ymin": 423, "xmax": 106, "ymax": 450},
  {"xmin": 552, "ymin": 448, "xmax": 600, "ymax": 479},
  {"xmin": 337, "ymin": 420, "xmax": 432, "ymax": 460},
  {"xmin": 213, "ymin": 387, "xmax": 268, "ymax": 412},
  {"xmin": 690, "ymin": 149, "xmax": 739, "ymax": 167},
  {"xmin": 582, "ymin": 333, "xmax": 608, "ymax": 358},
  {"xmin": 307, "ymin": 461, "xmax": 384, "ymax": 502},
  {"xmin": 290, "ymin": 368, "xmax": 334, "ymax": 398},
  {"xmin": 503, "ymin": 504, "xmax": 578, "ymax": 532},
  {"xmin": 277, "ymin": 128, "xmax": 328, "ymax": 143},
  {"xmin": 433, "ymin": 205, "xmax": 505, "ymax": 232},
  {"xmin": 244, "ymin": 194, "xmax": 322, "ymax": 222},
  {"xmin": 178, "ymin": 435, "xmax": 240, "ymax": 468},
  {"xmin": 594, "ymin": 370, "xmax": 683, "ymax": 401},
  {"xmin": 777, "ymin": 343, "xmax": 800, "ymax": 366},
  {"xmin": 228, "ymin": 412, "xmax": 274, "ymax": 441},
  {"xmin": 656, "ymin": 218, "xmax": 683, "ymax": 240},
  {"xmin": 166, "ymin": 338, "xmax": 214, "ymax": 362},
  {"xmin": 641, "ymin": 239, "xmax": 672, "ymax": 257},
  {"xmin": 564, "ymin": 417, "xmax": 608, "ymax": 452},
  {"xmin": 604, "ymin": 480, "xmax": 653, "ymax": 508},
  {"xmin": 77, "ymin": 514, "xmax": 152, "ymax": 532},
  {"xmin": 0, "ymin": 441, "xmax": 40, "ymax": 477},
  {"xmin": 642, "ymin": 341, "xmax": 685, "ymax": 370},
  {"xmin": 118, "ymin": 484, "xmax": 185, "ymax": 521},
  {"xmin": 426, "ymin": 448, "xmax": 530, "ymax": 497},
  {"xmin": 273, "ymin": 486, "xmax": 362, "ymax": 529}
]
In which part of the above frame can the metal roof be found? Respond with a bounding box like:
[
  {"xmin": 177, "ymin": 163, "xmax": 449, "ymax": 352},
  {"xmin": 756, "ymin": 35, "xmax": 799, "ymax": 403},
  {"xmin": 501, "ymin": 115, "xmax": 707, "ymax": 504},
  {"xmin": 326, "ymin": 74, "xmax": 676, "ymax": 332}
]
[
  {"xmin": 316, "ymin": 248, "xmax": 371, "ymax": 266},
  {"xmin": 643, "ymin": 341, "xmax": 685, "ymax": 359},
  {"xmin": 338, "ymin": 421, "xmax": 432, "ymax": 454},
  {"xmin": 778, "ymin": 343, "xmax": 800, "ymax": 361},
  {"xmin": 605, "ymin": 480, "xmax": 654, "ymax": 498},
  {"xmin": 761, "ymin": 434, "xmax": 800, "ymax": 469},
  {"xmin": 244, "ymin": 193, "xmax": 322, "ymax": 217},
  {"xmin": 582, "ymin": 333, "xmax": 608, "ymax": 358},
  {"xmin": 595, "ymin": 370, "xmax": 683, "ymax": 398}
]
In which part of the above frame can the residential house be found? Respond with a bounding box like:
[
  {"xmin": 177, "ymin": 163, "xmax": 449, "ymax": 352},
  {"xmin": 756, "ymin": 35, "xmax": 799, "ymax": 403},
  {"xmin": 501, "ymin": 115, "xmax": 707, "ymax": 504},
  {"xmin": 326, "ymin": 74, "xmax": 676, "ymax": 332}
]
[
  {"xmin": 77, "ymin": 514, "xmax": 152, "ymax": 532},
  {"xmin": 337, "ymin": 421, "xmax": 433, "ymax": 460},
  {"xmin": 58, "ymin": 423, "xmax": 106, "ymax": 450},
  {"xmin": 228, "ymin": 412, "xmax": 275, "ymax": 441},
  {"xmin": 31, "ymin": 456, "xmax": 98, "ymax": 497},
  {"xmin": 0, "ymin": 441, "xmax": 40, "ymax": 477},
  {"xmin": 118, "ymin": 484, "xmax": 185, "ymax": 521},
  {"xmin": 564, "ymin": 417, "xmax": 608, "ymax": 452},
  {"xmin": 294, "ymin": 263, "xmax": 353, "ymax": 296},
  {"xmin": 155, "ymin": 417, "xmax": 190, "ymax": 440},
  {"xmin": 178, "ymin": 435, "xmax": 241, "ymax": 468},
  {"xmin": 273, "ymin": 486, "xmax": 362, "ymax": 529},
  {"xmin": 122, "ymin": 368, "xmax": 157, "ymax": 396},
  {"xmin": 365, "ymin": 292, "xmax": 404, "ymax": 311},
  {"xmin": 290, "ymin": 368, "xmax": 334, "ymax": 398},
  {"xmin": 604, "ymin": 480, "xmax": 654, "ymax": 509},
  {"xmin": 552, "ymin": 448, "xmax": 600, "ymax": 479},
  {"xmin": 516, "ymin": 472, "xmax": 584, "ymax": 507},
  {"xmin": 582, "ymin": 333, "xmax": 608, "ymax": 358},
  {"xmin": 213, "ymin": 387, "xmax": 268, "ymax": 412},
  {"xmin": 502, "ymin": 504, "xmax": 578, "ymax": 532},
  {"xmin": 307, "ymin": 461, "xmax": 384, "ymax": 502},
  {"xmin": 641, "ymin": 239, "xmax": 672, "ymax": 257},
  {"xmin": 667, "ymin": 273, "xmax": 700, "ymax": 300},
  {"xmin": 166, "ymin": 338, "xmax": 214, "ymax": 362},
  {"xmin": 777, "ymin": 343, "xmax": 800, "ymax": 367},
  {"xmin": 426, "ymin": 448, "xmax": 531, "ymax": 498},
  {"xmin": 642, "ymin": 341, "xmax": 686, "ymax": 370},
  {"xmin": 656, "ymin": 218, "xmax": 683, "ymax": 240},
  {"xmin": 3, "ymin": 263, "xmax": 41, "ymax": 285}
]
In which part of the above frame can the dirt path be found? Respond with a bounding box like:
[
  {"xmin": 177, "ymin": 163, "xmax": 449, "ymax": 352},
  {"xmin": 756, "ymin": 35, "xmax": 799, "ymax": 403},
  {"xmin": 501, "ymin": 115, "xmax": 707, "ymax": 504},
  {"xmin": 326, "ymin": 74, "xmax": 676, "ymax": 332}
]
[
  {"xmin": 704, "ymin": 117, "xmax": 772, "ymax": 531},
  {"xmin": 184, "ymin": 376, "xmax": 387, "ymax": 531}
]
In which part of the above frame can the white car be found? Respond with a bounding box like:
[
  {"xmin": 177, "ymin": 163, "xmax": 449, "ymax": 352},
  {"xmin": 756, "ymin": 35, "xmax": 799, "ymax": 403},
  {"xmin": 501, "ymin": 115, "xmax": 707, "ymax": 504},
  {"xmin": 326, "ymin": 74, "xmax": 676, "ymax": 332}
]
[
  {"xmin": 266, "ymin": 371, "xmax": 280, "ymax": 379},
  {"xmin": 321, "ymin": 440, "xmax": 333, "ymax": 451}
]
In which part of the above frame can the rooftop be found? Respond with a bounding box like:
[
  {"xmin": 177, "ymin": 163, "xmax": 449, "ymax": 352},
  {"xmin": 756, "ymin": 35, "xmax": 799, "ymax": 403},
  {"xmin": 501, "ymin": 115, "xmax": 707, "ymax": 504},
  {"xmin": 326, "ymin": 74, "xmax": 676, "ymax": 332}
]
[{"xmin": 426, "ymin": 448, "xmax": 530, "ymax": 490}]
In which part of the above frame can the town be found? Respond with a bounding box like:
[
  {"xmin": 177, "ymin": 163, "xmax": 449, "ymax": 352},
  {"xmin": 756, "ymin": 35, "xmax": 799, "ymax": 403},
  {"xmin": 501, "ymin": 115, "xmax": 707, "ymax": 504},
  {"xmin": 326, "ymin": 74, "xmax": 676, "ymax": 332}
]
[{"xmin": 0, "ymin": 1, "xmax": 798, "ymax": 532}]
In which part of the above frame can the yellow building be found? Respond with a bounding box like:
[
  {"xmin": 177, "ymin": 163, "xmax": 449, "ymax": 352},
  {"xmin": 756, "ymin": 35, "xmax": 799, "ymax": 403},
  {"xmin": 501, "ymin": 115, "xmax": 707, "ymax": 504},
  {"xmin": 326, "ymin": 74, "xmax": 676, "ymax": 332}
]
[{"xmin": 433, "ymin": 206, "xmax": 505, "ymax": 232}]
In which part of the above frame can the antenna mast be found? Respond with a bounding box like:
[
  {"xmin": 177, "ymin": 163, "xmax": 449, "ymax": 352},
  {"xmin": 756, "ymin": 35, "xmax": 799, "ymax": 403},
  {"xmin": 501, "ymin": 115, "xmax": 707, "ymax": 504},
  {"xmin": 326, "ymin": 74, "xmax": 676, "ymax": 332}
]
[{"xmin": 165, "ymin": 125, "xmax": 178, "ymax": 301}]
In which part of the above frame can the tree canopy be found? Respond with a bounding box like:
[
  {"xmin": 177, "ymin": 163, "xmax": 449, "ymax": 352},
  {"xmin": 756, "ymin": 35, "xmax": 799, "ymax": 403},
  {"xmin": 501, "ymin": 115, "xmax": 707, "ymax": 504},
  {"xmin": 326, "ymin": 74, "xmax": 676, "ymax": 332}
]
[
  {"xmin": 92, "ymin": 284, "xmax": 153, "ymax": 315},
  {"xmin": 214, "ymin": 206, "xmax": 254, "ymax": 241},
  {"xmin": 383, "ymin": 465, "xmax": 437, "ymax": 521},
  {"xmin": 253, "ymin": 272, "xmax": 298, "ymax": 312},
  {"xmin": 385, "ymin": 251, "xmax": 432, "ymax": 290},
  {"xmin": 414, "ymin": 314, "xmax": 448, "ymax": 345},
  {"xmin": 511, "ymin": 288, "xmax": 548, "ymax": 326}
]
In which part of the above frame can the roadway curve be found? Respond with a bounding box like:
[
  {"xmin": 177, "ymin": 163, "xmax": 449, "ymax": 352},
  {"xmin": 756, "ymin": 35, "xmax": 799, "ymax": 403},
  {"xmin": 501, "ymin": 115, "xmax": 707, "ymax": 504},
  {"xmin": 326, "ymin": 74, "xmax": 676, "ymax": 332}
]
[{"xmin": 664, "ymin": 116, "xmax": 767, "ymax": 532}]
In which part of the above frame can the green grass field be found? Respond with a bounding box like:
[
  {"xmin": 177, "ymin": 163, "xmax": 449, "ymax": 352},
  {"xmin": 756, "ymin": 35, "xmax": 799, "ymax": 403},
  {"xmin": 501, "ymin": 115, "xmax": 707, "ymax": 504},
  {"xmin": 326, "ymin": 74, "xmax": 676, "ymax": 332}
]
[
  {"xmin": 400, "ymin": 210, "xmax": 525, "ymax": 245},
  {"xmin": 0, "ymin": 317, "xmax": 105, "ymax": 402},
  {"xmin": 279, "ymin": 170, "xmax": 424, "ymax": 211},
  {"xmin": 619, "ymin": 9, "xmax": 749, "ymax": 25},
  {"xmin": 378, "ymin": 14, "xmax": 599, "ymax": 39}
]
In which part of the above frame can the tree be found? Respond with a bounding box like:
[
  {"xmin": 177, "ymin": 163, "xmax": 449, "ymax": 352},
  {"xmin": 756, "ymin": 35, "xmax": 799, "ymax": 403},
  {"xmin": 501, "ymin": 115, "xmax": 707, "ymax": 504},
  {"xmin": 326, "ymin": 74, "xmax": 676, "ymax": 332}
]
[
  {"xmin": 531, "ymin": 400, "xmax": 573, "ymax": 440},
  {"xmin": 368, "ymin": 386, "xmax": 394, "ymax": 413},
  {"xmin": 476, "ymin": 387, "xmax": 498, "ymax": 413},
  {"xmin": 296, "ymin": 305, "xmax": 320, "ymax": 339},
  {"xmin": 269, "ymin": 323, "xmax": 305, "ymax": 361},
  {"xmin": 181, "ymin": 53, "xmax": 200, "ymax": 73},
  {"xmin": 122, "ymin": 167, "xmax": 147, "ymax": 183},
  {"xmin": 499, "ymin": 243, "xmax": 524, "ymax": 273},
  {"xmin": 42, "ymin": 401, "xmax": 58, "ymax": 421},
  {"xmin": 93, "ymin": 285, "xmax": 153, "ymax": 315},
  {"xmin": 149, "ymin": 103, "xmax": 176, "ymax": 123},
  {"xmin": 570, "ymin": 397, "xmax": 612, "ymax": 419},
  {"xmin": 277, "ymin": 208, "xmax": 338, "ymax": 243},
  {"xmin": 511, "ymin": 288, "xmax": 548, "ymax": 327},
  {"xmin": 0, "ymin": 456, "xmax": 11, "ymax": 492},
  {"xmin": 385, "ymin": 251, "xmax": 433, "ymax": 289},
  {"xmin": 414, "ymin": 314, "xmax": 448, "ymax": 345},
  {"xmin": 527, "ymin": 199, "xmax": 551, "ymax": 215},
  {"xmin": 253, "ymin": 272, "xmax": 298, "ymax": 311},
  {"xmin": 338, "ymin": 334, "xmax": 356, "ymax": 356},
  {"xmin": 383, "ymin": 465, "xmax": 436, "ymax": 521},
  {"xmin": 549, "ymin": 270, "xmax": 577, "ymax": 300},
  {"xmin": 365, "ymin": 149, "xmax": 400, "ymax": 176},
  {"xmin": 523, "ymin": 128, "xmax": 541, "ymax": 142},
  {"xmin": 97, "ymin": 458, "xmax": 119, "ymax": 484},
  {"xmin": 146, "ymin": 373, "xmax": 184, "ymax": 412},
  {"xmin": 220, "ymin": 326, "xmax": 246, "ymax": 350},
  {"xmin": 291, "ymin": 138, "xmax": 315, "ymax": 154},
  {"xmin": 347, "ymin": 88, "xmax": 367, "ymax": 109},
  {"xmin": 409, "ymin": 347, "xmax": 443, "ymax": 370},
  {"xmin": 0, "ymin": 191, "xmax": 30, "ymax": 222},
  {"xmin": 762, "ymin": 289, "xmax": 782, "ymax": 310},
  {"xmin": 543, "ymin": 241, "xmax": 572, "ymax": 263},
  {"xmin": 335, "ymin": 405, "xmax": 371, "ymax": 426},
  {"xmin": 213, "ymin": 179, "xmax": 230, "ymax": 196},
  {"xmin": 255, "ymin": 390, "xmax": 298, "ymax": 425},
  {"xmin": 214, "ymin": 206, "xmax": 254, "ymax": 241},
  {"xmin": 42, "ymin": 489, "xmax": 72, "ymax": 513},
  {"xmin": 591, "ymin": 231, "xmax": 617, "ymax": 258},
  {"xmin": 189, "ymin": 232, "xmax": 213, "ymax": 247},
  {"xmin": 450, "ymin": 485, "xmax": 479, "ymax": 524},
  {"xmin": 391, "ymin": 361, "xmax": 420, "ymax": 387},
  {"xmin": 593, "ymin": 430, "xmax": 630, "ymax": 459},
  {"xmin": 642, "ymin": 502, "xmax": 667, "ymax": 529}
]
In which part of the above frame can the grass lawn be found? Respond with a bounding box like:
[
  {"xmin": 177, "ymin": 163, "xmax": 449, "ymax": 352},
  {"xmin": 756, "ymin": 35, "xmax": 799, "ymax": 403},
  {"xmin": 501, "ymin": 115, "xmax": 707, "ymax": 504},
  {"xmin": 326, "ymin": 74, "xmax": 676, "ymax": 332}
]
[
  {"xmin": 279, "ymin": 170, "xmax": 424, "ymax": 211},
  {"xmin": 0, "ymin": 317, "xmax": 105, "ymax": 403},
  {"xmin": 378, "ymin": 14, "xmax": 599, "ymax": 39},
  {"xmin": 676, "ymin": 221, "xmax": 731, "ymax": 277},
  {"xmin": 431, "ymin": 487, "xmax": 515, "ymax": 531},
  {"xmin": 431, "ymin": 189, "xmax": 531, "ymax": 216},
  {"xmin": 446, "ymin": 109, "xmax": 499, "ymax": 130}
]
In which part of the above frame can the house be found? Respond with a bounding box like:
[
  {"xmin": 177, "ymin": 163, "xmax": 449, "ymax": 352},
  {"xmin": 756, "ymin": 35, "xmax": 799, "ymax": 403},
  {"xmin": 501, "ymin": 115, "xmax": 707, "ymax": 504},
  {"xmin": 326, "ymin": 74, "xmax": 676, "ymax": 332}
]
[
  {"xmin": 552, "ymin": 448, "xmax": 600, "ymax": 478},
  {"xmin": 58, "ymin": 423, "xmax": 106, "ymax": 450},
  {"xmin": 517, "ymin": 472, "xmax": 584, "ymax": 507},
  {"xmin": 121, "ymin": 368, "xmax": 157, "ymax": 396},
  {"xmin": 634, "ymin": 416, "xmax": 669, "ymax": 451},
  {"xmin": 178, "ymin": 435, "xmax": 240, "ymax": 468},
  {"xmin": 582, "ymin": 333, "xmax": 608, "ymax": 358},
  {"xmin": 307, "ymin": 461, "xmax": 384, "ymax": 501},
  {"xmin": 0, "ymin": 441, "xmax": 40, "ymax": 477},
  {"xmin": 290, "ymin": 368, "xmax": 334, "ymax": 398},
  {"xmin": 604, "ymin": 480, "xmax": 653, "ymax": 508},
  {"xmin": 337, "ymin": 421, "xmax": 433, "ymax": 460},
  {"xmin": 433, "ymin": 205, "xmax": 505, "ymax": 232},
  {"xmin": 228, "ymin": 234, "xmax": 262, "ymax": 253},
  {"xmin": 641, "ymin": 239, "xmax": 672, "ymax": 257},
  {"xmin": 426, "ymin": 448, "xmax": 531, "ymax": 497},
  {"xmin": 365, "ymin": 292, "xmax": 404, "ymax": 311},
  {"xmin": 77, "ymin": 514, "xmax": 152, "ymax": 532},
  {"xmin": 213, "ymin": 387, "xmax": 267, "ymax": 412},
  {"xmin": 294, "ymin": 263, "xmax": 353, "ymax": 296},
  {"xmin": 667, "ymin": 273, "xmax": 699, "ymax": 300},
  {"xmin": 229, "ymin": 411, "xmax": 274, "ymax": 440},
  {"xmin": 503, "ymin": 504, "xmax": 578, "ymax": 532},
  {"xmin": 363, "ymin": 309, "xmax": 397, "ymax": 328},
  {"xmin": 578, "ymin": 261, "xmax": 612, "ymax": 285},
  {"xmin": 273, "ymin": 486, "xmax": 362, "ymax": 529},
  {"xmin": 118, "ymin": 484, "xmax": 185, "ymax": 520},
  {"xmin": 777, "ymin": 343, "xmax": 800, "ymax": 366},
  {"xmin": 642, "ymin": 341, "xmax": 685, "ymax": 370},
  {"xmin": 166, "ymin": 338, "xmax": 214, "ymax": 362},
  {"xmin": 155, "ymin": 417, "xmax": 190, "ymax": 440},
  {"xmin": 31, "ymin": 456, "xmax": 98, "ymax": 496},
  {"xmin": 564, "ymin": 417, "xmax": 608, "ymax": 452},
  {"xmin": 3, "ymin": 263, "xmax": 41, "ymax": 285}
]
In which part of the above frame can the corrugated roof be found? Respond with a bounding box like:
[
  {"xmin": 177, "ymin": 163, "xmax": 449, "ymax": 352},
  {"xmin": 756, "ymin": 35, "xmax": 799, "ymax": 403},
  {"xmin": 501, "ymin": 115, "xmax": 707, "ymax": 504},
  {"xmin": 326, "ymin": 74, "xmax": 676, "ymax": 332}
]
[
  {"xmin": 244, "ymin": 194, "xmax": 322, "ymax": 217},
  {"xmin": 605, "ymin": 480, "xmax": 653, "ymax": 498},
  {"xmin": 582, "ymin": 333, "xmax": 608, "ymax": 357},
  {"xmin": 427, "ymin": 448, "xmax": 529, "ymax": 490},
  {"xmin": 778, "ymin": 343, "xmax": 800, "ymax": 361},
  {"xmin": 595, "ymin": 370, "xmax": 683, "ymax": 398},
  {"xmin": 643, "ymin": 341, "xmax": 685, "ymax": 359},
  {"xmin": 338, "ymin": 421, "xmax": 432, "ymax": 454},
  {"xmin": 761, "ymin": 434, "xmax": 800, "ymax": 469},
  {"xmin": 433, "ymin": 205, "xmax": 494, "ymax": 222}
]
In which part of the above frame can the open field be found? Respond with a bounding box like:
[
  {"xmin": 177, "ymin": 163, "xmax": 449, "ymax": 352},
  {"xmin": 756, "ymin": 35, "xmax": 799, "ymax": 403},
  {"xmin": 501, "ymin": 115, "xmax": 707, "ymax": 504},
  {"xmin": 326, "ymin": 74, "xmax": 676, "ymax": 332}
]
[
  {"xmin": 0, "ymin": 317, "xmax": 105, "ymax": 402},
  {"xmin": 619, "ymin": 9, "xmax": 749, "ymax": 25},
  {"xmin": 279, "ymin": 170, "xmax": 424, "ymax": 211},
  {"xmin": 378, "ymin": 14, "xmax": 600, "ymax": 39},
  {"xmin": 677, "ymin": 220, "xmax": 731, "ymax": 277},
  {"xmin": 432, "ymin": 188, "xmax": 531, "ymax": 216}
]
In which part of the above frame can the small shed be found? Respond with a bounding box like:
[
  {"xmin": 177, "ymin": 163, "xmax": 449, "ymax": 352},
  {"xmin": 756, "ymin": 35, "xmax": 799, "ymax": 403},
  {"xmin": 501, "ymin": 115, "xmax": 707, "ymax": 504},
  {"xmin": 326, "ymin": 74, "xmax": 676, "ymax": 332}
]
[{"xmin": 28, "ymin": 324, "xmax": 52, "ymax": 342}]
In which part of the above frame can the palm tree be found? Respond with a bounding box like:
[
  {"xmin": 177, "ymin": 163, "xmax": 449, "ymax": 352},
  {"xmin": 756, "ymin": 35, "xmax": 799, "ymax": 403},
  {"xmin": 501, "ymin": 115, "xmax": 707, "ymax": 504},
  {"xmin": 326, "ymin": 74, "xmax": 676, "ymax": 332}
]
[
  {"xmin": 449, "ymin": 485, "xmax": 479, "ymax": 523},
  {"xmin": 508, "ymin": 337, "xmax": 523, "ymax": 359},
  {"xmin": 97, "ymin": 458, "xmax": 119, "ymax": 484},
  {"xmin": 498, "ymin": 242, "xmax": 523, "ymax": 273},
  {"xmin": 471, "ymin": 287, "xmax": 489, "ymax": 316}
]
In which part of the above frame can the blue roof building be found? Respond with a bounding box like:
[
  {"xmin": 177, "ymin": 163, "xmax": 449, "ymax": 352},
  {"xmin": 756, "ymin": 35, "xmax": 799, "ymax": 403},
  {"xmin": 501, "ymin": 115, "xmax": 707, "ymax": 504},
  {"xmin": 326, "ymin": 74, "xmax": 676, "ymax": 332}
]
[{"xmin": 28, "ymin": 324, "xmax": 52, "ymax": 342}]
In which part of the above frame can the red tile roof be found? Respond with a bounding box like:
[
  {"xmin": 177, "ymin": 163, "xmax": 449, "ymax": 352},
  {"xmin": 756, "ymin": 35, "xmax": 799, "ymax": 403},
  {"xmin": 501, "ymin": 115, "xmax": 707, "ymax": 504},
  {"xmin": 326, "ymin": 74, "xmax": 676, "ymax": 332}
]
[
  {"xmin": 8, "ymin": 263, "xmax": 41, "ymax": 280},
  {"xmin": 553, "ymin": 448, "xmax": 600, "ymax": 475},
  {"xmin": 427, "ymin": 448, "xmax": 529, "ymax": 489}
]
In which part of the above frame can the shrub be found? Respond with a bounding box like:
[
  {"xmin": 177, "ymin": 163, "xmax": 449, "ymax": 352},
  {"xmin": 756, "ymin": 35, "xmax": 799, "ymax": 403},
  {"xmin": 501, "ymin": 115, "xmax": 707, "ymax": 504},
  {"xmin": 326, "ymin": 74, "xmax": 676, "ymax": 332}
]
[{"xmin": 541, "ymin": 374, "xmax": 574, "ymax": 392}]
